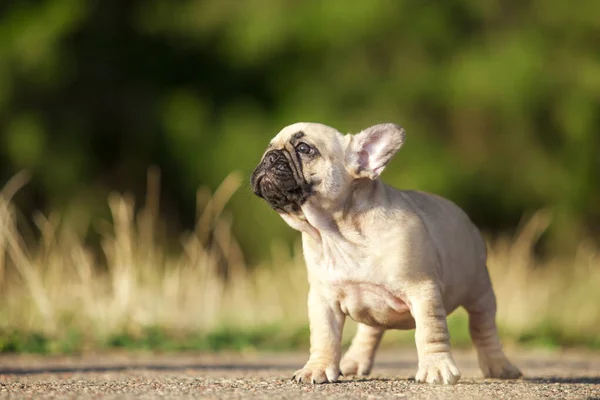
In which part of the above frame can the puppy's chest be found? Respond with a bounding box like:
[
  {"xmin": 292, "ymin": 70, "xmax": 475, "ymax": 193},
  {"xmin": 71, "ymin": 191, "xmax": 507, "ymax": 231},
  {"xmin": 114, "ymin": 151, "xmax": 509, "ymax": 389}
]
[
  {"xmin": 307, "ymin": 244, "xmax": 413, "ymax": 329},
  {"xmin": 307, "ymin": 242, "xmax": 373, "ymax": 282}
]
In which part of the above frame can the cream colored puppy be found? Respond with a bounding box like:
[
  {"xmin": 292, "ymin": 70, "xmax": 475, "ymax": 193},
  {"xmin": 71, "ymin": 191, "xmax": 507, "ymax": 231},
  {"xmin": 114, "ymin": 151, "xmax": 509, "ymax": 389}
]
[{"xmin": 250, "ymin": 122, "xmax": 521, "ymax": 385}]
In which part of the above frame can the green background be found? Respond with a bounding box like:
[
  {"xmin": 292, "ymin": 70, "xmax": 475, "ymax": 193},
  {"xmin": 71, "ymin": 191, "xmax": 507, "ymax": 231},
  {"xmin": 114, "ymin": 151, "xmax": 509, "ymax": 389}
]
[{"xmin": 1, "ymin": 0, "xmax": 598, "ymax": 263}]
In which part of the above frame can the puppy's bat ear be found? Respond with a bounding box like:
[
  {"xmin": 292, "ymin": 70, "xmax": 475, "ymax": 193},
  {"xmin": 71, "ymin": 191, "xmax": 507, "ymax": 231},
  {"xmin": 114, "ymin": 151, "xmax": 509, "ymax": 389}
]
[{"xmin": 347, "ymin": 123, "xmax": 405, "ymax": 180}]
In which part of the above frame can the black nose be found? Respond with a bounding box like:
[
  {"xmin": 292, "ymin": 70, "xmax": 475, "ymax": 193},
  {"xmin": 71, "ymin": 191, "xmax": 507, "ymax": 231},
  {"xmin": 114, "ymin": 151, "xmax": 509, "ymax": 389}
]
[{"xmin": 263, "ymin": 150, "xmax": 281, "ymax": 168}]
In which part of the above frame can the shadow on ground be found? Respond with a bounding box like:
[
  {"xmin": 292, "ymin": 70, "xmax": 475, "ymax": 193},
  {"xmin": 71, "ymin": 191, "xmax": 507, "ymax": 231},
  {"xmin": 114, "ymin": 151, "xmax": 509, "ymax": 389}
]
[
  {"xmin": 0, "ymin": 363, "xmax": 301, "ymax": 376},
  {"xmin": 525, "ymin": 377, "xmax": 600, "ymax": 384}
]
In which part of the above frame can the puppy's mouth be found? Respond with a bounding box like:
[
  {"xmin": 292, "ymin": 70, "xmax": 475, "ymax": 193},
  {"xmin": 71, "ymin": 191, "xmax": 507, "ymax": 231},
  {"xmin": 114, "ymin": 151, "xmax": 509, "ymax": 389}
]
[{"xmin": 251, "ymin": 148, "xmax": 312, "ymax": 214}]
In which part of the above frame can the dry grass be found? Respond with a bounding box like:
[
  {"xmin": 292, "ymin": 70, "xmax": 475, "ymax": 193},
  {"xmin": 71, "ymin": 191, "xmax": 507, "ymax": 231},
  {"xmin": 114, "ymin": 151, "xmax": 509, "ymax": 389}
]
[
  {"xmin": 0, "ymin": 171, "xmax": 598, "ymax": 351},
  {"xmin": 488, "ymin": 210, "xmax": 600, "ymax": 342}
]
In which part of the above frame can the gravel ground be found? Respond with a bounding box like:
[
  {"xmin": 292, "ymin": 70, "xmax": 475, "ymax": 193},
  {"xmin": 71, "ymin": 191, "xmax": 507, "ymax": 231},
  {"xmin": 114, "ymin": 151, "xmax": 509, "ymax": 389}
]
[{"xmin": 0, "ymin": 349, "xmax": 599, "ymax": 399}]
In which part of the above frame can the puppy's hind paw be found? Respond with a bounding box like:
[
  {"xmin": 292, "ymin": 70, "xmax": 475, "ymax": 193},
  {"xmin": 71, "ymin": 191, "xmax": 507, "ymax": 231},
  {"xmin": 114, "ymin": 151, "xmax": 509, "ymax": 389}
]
[
  {"xmin": 416, "ymin": 354, "xmax": 461, "ymax": 385},
  {"xmin": 340, "ymin": 355, "xmax": 373, "ymax": 377},
  {"xmin": 292, "ymin": 363, "xmax": 341, "ymax": 384},
  {"xmin": 479, "ymin": 355, "xmax": 522, "ymax": 379}
]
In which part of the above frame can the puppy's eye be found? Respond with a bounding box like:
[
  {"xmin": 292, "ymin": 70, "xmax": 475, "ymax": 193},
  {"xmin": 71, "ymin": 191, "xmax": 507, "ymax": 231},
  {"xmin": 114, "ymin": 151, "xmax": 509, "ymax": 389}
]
[{"xmin": 296, "ymin": 142, "xmax": 313, "ymax": 155}]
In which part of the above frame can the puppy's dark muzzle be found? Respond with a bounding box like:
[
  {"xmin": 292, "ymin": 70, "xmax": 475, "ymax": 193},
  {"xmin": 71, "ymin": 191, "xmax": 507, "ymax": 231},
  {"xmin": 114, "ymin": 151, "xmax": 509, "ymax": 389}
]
[
  {"xmin": 251, "ymin": 149, "xmax": 311, "ymax": 213},
  {"xmin": 251, "ymin": 150, "xmax": 286, "ymax": 198}
]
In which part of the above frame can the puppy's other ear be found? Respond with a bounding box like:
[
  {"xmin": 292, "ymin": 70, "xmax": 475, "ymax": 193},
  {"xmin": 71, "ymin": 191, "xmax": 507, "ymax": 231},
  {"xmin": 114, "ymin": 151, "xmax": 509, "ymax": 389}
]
[{"xmin": 347, "ymin": 123, "xmax": 405, "ymax": 180}]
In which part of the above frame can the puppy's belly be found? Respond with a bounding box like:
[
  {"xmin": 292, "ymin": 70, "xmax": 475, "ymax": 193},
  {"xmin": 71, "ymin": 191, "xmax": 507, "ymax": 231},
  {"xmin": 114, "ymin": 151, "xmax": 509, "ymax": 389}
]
[{"xmin": 335, "ymin": 282, "xmax": 415, "ymax": 329}]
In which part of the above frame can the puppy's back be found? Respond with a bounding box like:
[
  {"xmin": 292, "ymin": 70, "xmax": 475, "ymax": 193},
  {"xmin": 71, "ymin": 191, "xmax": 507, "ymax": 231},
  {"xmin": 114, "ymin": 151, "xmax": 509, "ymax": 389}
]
[{"xmin": 396, "ymin": 189, "xmax": 487, "ymax": 282}]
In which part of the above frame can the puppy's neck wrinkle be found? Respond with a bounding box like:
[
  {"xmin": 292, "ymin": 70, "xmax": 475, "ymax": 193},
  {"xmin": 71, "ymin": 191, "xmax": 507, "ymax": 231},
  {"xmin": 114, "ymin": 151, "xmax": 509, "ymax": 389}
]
[
  {"xmin": 279, "ymin": 212, "xmax": 321, "ymax": 242},
  {"xmin": 336, "ymin": 179, "xmax": 386, "ymax": 239},
  {"xmin": 296, "ymin": 180, "xmax": 386, "ymax": 248},
  {"xmin": 345, "ymin": 178, "xmax": 382, "ymax": 213},
  {"xmin": 319, "ymin": 234, "xmax": 362, "ymax": 274}
]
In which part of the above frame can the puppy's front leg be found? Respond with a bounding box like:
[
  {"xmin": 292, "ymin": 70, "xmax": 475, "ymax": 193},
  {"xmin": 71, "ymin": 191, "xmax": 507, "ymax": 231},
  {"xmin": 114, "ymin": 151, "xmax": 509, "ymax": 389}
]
[
  {"xmin": 293, "ymin": 287, "xmax": 345, "ymax": 384},
  {"xmin": 409, "ymin": 283, "xmax": 461, "ymax": 385}
]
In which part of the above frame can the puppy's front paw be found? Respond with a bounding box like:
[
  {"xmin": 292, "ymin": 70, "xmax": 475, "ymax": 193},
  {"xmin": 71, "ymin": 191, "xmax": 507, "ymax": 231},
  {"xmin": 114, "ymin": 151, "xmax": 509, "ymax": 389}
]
[
  {"xmin": 293, "ymin": 363, "xmax": 341, "ymax": 384},
  {"xmin": 340, "ymin": 354, "xmax": 373, "ymax": 376},
  {"xmin": 416, "ymin": 353, "xmax": 461, "ymax": 385},
  {"xmin": 478, "ymin": 354, "xmax": 522, "ymax": 379}
]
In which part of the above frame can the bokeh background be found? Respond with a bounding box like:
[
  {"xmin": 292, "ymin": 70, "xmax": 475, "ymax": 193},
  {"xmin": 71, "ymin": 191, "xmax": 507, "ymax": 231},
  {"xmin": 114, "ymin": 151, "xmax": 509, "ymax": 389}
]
[{"xmin": 0, "ymin": 1, "xmax": 599, "ymax": 352}]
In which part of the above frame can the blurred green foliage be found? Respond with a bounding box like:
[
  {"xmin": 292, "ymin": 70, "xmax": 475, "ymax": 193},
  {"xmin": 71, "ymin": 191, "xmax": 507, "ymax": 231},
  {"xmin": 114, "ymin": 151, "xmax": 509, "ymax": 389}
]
[{"xmin": 0, "ymin": 0, "xmax": 598, "ymax": 262}]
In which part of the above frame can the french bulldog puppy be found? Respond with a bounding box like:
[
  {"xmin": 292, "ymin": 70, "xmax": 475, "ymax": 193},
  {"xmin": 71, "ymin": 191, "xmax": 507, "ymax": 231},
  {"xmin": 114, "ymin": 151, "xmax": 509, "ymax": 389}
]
[{"xmin": 250, "ymin": 122, "xmax": 521, "ymax": 385}]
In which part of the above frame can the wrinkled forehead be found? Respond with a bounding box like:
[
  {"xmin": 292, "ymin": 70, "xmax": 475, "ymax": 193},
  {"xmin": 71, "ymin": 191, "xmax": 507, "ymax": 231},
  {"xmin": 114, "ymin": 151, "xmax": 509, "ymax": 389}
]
[{"xmin": 268, "ymin": 122, "xmax": 345, "ymax": 152}]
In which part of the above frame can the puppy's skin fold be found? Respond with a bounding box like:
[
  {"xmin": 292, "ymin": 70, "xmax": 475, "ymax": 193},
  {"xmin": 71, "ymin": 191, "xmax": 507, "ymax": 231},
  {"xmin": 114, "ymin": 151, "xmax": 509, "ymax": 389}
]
[{"xmin": 251, "ymin": 122, "xmax": 521, "ymax": 385}]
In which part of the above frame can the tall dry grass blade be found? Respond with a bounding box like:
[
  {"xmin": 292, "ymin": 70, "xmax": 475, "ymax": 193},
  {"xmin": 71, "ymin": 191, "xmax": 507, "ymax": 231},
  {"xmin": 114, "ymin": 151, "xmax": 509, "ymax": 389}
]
[
  {"xmin": 196, "ymin": 172, "xmax": 242, "ymax": 243},
  {"xmin": 3, "ymin": 214, "xmax": 55, "ymax": 331},
  {"xmin": 106, "ymin": 194, "xmax": 137, "ymax": 324},
  {"xmin": 32, "ymin": 211, "xmax": 61, "ymax": 271},
  {"xmin": 509, "ymin": 209, "xmax": 552, "ymax": 268},
  {"xmin": 138, "ymin": 166, "xmax": 161, "ymax": 269},
  {"xmin": 225, "ymin": 232, "xmax": 247, "ymax": 276},
  {"xmin": 196, "ymin": 187, "xmax": 212, "ymax": 223},
  {"xmin": 0, "ymin": 171, "xmax": 31, "ymax": 288},
  {"xmin": 1, "ymin": 171, "xmax": 31, "ymax": 200},
  {"xmin": 0, "ymin": 200, "xmax": 8, "ymax": 288}
]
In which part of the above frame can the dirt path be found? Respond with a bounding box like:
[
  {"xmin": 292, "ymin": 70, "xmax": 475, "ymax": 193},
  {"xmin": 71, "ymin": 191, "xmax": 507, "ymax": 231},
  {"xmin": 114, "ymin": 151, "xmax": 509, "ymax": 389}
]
[{"xmin": 0, "ymin": 349, "xmax": 598, "ymax": 399}]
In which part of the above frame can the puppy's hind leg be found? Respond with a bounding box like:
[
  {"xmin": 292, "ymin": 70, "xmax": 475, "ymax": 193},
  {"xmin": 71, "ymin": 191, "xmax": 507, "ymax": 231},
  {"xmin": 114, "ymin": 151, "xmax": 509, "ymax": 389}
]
[
  {"xmin": 340, "ymin": 324, "xmax": 385, "ymax": 376},
  {"xmin": 465, "ymin": 272, "xmax": 522, "ymax": 379}
]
